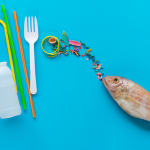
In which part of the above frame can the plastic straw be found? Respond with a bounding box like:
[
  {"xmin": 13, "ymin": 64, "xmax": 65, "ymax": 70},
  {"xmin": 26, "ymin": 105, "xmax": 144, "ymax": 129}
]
[
  {"xmin": 13, "ymin": 11, "xmax": 36, "ymax": 118},
  {"xmin": 1, "ymin": 5, "xmax": 26, "ymax": 110},
  {"xmin": 0, "ymin": 20, "xmax": 17, "ymax": 92}
]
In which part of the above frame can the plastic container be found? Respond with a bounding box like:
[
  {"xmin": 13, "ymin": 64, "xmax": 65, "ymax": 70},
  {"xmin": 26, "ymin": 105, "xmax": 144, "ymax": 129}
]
[{"xmin": 0, "ymin": 62, "xmax": 21, "ymax": 119}]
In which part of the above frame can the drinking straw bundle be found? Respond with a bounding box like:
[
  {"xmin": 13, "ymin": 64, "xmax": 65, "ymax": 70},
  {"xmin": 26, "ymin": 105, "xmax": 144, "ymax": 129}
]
[{"xmin": 1, "ymin": 5, "xmax": 26, "ymax": 110}]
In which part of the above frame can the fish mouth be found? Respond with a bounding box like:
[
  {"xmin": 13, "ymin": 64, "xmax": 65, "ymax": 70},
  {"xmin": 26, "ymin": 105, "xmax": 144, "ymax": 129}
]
[{"xmin": 102, "ymin": 77, "xmax": 114, "ymax": 97}]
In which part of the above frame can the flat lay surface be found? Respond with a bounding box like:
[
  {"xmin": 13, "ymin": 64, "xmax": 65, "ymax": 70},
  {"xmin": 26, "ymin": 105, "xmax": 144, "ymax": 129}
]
[{"xmin": 0, "ymin": 0, "xmax": 150, "ymax": 150}]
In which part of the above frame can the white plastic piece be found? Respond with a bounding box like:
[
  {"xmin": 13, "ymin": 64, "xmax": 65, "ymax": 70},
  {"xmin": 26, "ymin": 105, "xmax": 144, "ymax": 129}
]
[
  {"xmin": 24, "ymin": 16, "xmax": 39, "ymax": 94},
  {"xmin": 0, "ymin": 62, "xmax": 21, "ymax": 119}
]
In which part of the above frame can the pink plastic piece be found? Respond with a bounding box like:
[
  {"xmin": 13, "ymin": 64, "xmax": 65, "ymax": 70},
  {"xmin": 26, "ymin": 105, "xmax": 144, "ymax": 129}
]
[
  {"xmin": 96, "ymin": 72, "xmax": 102, "ymax": 76},
  {"xmin": 69, "ymin": 40, "xmax": 81, "ymax": 46},
  {"xmin": 58, "ymin": 52, "xmax": 61, "ymax": 57}
]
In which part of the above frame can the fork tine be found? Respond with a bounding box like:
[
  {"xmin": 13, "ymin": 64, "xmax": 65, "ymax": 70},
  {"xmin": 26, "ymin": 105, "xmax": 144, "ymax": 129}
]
[
  {"xmin": 31, "ymin": 17, "xmax": 34, "ymax": 32},
  {"xmin": 28, "ymin": 17, "xmax": 31, "ymax": 32},
  {"xmin": 34, "ymin": 17, "xmax": 38, "ymax": 34},
  {"xmin": 24, "ymin": 17, "xmax": 27, "ymax": 35}
]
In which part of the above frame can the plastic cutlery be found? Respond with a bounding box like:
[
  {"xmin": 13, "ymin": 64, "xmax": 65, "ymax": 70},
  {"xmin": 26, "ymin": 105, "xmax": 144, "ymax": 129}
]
[{"xmin": 24, "ymin": 16, "xmax": 38, "ymax": 94}]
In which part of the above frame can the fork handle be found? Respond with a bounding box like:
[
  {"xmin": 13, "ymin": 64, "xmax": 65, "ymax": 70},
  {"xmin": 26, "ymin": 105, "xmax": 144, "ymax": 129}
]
[{"xmin": 30, "ymin": 43, "xmax": 37, "ymax": 94}]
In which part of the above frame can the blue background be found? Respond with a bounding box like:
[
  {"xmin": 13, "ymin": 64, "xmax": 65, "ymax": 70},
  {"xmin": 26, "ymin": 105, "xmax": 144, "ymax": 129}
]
[{"xmin": 0, "ymin": 0, "xmax": 150, "ymax": 149}]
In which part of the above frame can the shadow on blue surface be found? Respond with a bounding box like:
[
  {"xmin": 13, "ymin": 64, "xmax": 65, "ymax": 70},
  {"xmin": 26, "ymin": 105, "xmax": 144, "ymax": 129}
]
[
  {"xmin": 103, "ymin": 86, "xmax": 150, "ymax": 131},
  {"xmin": 127, "ymin": 112, "xmax": 150, "ymax": 131}
]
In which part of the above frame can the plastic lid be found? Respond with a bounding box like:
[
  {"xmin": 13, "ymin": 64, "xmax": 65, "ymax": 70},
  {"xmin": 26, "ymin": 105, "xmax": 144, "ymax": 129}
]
[{"xmin": 0, "ymin": 62, "xmax": 7, "ymax": 66}]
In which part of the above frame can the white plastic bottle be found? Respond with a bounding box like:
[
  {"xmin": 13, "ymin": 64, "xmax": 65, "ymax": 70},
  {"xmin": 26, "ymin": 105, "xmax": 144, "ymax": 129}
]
[{"xmin": 0, "ymin": 62, "xmax": 21, "ymax": 119}]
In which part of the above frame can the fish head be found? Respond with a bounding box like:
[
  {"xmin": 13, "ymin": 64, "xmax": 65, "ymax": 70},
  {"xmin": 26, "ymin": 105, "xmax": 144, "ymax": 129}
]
[{"xmin": 102, "ymin": 76, "xmax": 128, "ymax": 99}]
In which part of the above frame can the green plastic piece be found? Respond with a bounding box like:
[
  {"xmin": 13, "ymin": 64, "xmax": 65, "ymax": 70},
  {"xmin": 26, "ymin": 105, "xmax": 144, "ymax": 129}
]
[
  {"xmin": 1, "ymin": 5, "xmax": 26, "ymax": 110},
  {"xmin": 69, "ymin": 44, "xmax": 71, "ymax": 49},
  {"xmin": 62, "ymin": 31, "xmax": 67, "ymax": 37},
  {"xmin": 59, "ymin": 44, "xmax": 66, "ymax": 52},
  {"xmin": 61, "ymin": 36, "xmax": 69, "ymax": 46}
]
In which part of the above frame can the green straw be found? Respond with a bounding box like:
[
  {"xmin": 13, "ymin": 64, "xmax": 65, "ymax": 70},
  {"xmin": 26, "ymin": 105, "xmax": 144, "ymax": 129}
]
[{"xmin": 1, "ymin": 5, "xmax": 26, "ymax": 110}]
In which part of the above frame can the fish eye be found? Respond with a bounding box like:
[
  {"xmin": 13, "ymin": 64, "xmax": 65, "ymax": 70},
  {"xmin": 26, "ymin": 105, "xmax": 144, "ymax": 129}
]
[{"xmin": 113, "ymin": 78, "xmax": 119, "ymax": 83}]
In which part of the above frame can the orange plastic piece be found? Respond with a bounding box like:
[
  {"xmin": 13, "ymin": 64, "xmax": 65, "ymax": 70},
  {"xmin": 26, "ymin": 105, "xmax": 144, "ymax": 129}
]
[
  {"xmin": 87, "ymin": 49, "xmax": 92, "ymax": 52},
  {"xmin": 49, "ymin": 37, "xmax": 56, "ymax": 44}
]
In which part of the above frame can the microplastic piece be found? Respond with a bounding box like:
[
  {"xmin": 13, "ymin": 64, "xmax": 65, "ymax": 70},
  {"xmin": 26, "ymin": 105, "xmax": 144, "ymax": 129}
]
[
  {"xmin": 68, "ymin": 45, "xmax": 71, "ymax": 49},
  {"xmin": 87, "ymin": 54, "xmax": 91, "ymax": 58},
  {"xmin": 58, "ymin": 52, "xmax": 61, "ymax": 57},
  {"xmin": 64, "ymin": 51, "xmax": 68, "ymax": 56},
  {"xmin": 69, "ymin": 49, "xmax": 73, "ymax": 54},
  {"xmin": 86, "ymin": 52, "xmax": 91, "ymax": 56},
  {"xmin": 74, "ymin": 51, "xmax": 80, "ymax": 56},
  {"xmin": 69, "ymin": 40, "xmax": 81, "ymax": 46},
  {"xmin": 84, "ymin": 52, "xmax": 91, "ymax": 57},
  {"xmin": 87, "ymin": 49, "xmax": 92, "ymax": 52},
  {"xmin": 91, "ymin": 57, "xmax": 95, "ymax": 62},
  {"xmin": 59, "ymin": 44, "xmax": 66, "ymax": 52},
  {"xmin": 95, "ymin": 60, "xmax": 100, "ymax": 65},
  {"xmin": 49, "ymin": 37, "xmax": 56, "ymax": 44},
  {"xmin": 83, "ymin": 45, "xmax": 86, "ymax": 49},
  {"xmin": 74, "ymin": 47, "xmax": 79, "ymax": 52},
  {"xmin": 96, "ymin": 64, "xmax": 101, "ymax": 70},
  {"xmin": 62, "ymin": 31, "xmax": 67, "ymax": 37},
  {"xmin": 92, "ymin": 66, "xmax": 97, "ymax": 69},
  {"xmin": 61, "ymin": 36, "xmax": 69, "ymax": 46},
  {"xmin": 90, "ymin": 55, "xmax": 95, "ymax": 59},
  {"xmin": 69, "ymin": 50, "xmax": 80, "ymax": 56},
  {"xmin": 80, "ymin": 41, "xmax": 89, "ymax": 49},
  {"xmin": 96, "ymin": 72, "xmax": 102, "ymax": 76}
]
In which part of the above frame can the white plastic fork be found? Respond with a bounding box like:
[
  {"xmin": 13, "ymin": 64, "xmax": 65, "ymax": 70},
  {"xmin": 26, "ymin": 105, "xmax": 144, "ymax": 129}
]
[{"xmin": 24, "ymin": 16, "xmax": 38, "ymax": 94}]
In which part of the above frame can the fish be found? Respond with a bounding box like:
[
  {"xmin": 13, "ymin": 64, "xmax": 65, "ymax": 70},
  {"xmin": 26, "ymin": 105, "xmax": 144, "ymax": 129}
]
[{"xmin": 102, "ymin": 76, "xmax": 150, "ymax": 121}]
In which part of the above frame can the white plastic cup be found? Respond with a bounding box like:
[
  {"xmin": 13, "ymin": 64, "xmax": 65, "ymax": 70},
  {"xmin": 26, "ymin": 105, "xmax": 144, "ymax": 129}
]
[{"xmin": 0, "ymin": 62, "xmax": 21, "ymax": 119}]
